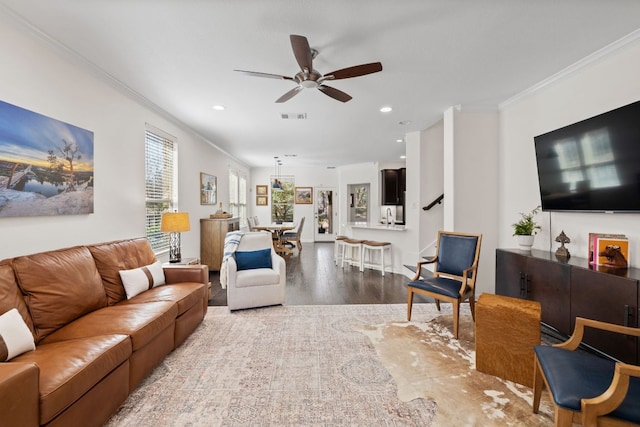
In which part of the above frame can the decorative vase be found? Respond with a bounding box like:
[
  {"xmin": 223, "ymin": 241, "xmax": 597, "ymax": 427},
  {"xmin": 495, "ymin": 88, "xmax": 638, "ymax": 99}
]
[{"xmin": 517, "ymin": 235, "xmax": 535, "ymax": 250}]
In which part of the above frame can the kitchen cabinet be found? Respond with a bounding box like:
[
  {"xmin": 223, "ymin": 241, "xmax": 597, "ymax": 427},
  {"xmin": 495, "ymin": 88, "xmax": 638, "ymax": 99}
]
[
  {"xmin": 496, "ymin": 248, "xmax": 640, "ymax": 363},
  {"xmin": 381, "ymin": 168, "xmax": 406, "ymax": 205}
]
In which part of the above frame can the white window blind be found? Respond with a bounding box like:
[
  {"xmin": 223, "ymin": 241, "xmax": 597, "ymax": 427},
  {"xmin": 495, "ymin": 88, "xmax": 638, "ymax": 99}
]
[
  {"xmin": 229, "ymin": 169, "xmax": 247, "ymax": 227},
  {"xmin": 145, "ymin": 127, "xmax": 177, "ymax": 252},
  {"xmin": 239, "ymin": 174, "xmax": 247, "ymax": 225}
]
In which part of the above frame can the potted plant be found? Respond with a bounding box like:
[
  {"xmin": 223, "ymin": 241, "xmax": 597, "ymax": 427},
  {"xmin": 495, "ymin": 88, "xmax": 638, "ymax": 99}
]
[{"xmin": 512, "ymin": 206, "xmax": 541, "ymax": 249}]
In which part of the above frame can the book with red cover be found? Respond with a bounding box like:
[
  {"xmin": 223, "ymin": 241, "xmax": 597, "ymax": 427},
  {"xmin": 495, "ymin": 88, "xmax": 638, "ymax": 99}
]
[{"xmin": 588, "ymin": 232, "xmax": 626, "ymax": 264}]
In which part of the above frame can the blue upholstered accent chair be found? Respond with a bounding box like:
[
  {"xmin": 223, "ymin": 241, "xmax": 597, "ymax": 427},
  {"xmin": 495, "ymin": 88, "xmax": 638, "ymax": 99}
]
[
  {"xmin": 533, "ymin": 317, "xmax": 640, "ymax": 427},
  {"xmin": 406, "ymin": 230, "xmax": 482, "ymax": 339}
]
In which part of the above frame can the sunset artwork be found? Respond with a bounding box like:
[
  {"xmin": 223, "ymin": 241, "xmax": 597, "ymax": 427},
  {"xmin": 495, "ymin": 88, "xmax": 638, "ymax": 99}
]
[{"xmin": 0, "ymin": 100, "xmax": 94, "ymax": 217}]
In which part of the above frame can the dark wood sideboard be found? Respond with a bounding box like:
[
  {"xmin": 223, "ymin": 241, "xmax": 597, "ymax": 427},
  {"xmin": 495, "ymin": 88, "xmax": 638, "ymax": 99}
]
[{"xmin": 496, "ymin": 248, "xmax": 640, "ymax": 364}]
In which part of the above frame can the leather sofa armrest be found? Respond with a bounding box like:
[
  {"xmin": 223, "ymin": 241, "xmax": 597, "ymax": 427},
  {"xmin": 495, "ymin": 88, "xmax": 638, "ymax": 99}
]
[
  {"xmin": 163, "ymin": 264, "xmax": 209, "ymax": 285},
  {"xmin": 0, "ymin": 362, "xmax": 39, "ymax": 427}
]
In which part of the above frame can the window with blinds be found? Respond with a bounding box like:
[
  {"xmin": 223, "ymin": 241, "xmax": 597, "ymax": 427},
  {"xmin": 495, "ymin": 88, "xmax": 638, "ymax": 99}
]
[
  {"xmin": 145, "ymin": 127, "xmax": 177, "ymax": 252},
  {"xmin": 229, "ymin": 169, "xmax": 247, "ymax": 227}
]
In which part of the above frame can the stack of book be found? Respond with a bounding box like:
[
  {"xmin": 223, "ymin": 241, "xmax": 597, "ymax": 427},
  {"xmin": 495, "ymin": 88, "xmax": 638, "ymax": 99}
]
[{"xmin": 588, "ymin": 232, "xmax": 629, "ymax": 268}]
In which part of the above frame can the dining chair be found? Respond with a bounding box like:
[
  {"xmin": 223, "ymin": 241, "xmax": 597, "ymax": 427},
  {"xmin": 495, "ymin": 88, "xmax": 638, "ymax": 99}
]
[
  {"xmin": 406, "ymin": 230, "xmax": 482, "ymax": 339},
  {"xmin": 282, "ymin": 216, "xmax": 305, "ymax": 251}
]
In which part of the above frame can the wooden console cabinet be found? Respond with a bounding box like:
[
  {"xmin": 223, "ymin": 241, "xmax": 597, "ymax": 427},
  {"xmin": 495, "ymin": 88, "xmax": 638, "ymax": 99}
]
[
  {"xmin": 200, "ymin": 217, "xmax": 240, "ymax": 271},
  {"xmin": 496, "ymin": 248, "xmax": 640, "ymax": 363}
]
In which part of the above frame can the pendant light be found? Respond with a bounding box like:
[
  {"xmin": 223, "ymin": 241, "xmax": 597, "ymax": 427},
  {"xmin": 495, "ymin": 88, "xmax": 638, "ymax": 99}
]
[{"xmin": 272, "ymin": 156, "xmax": 283, "ymax": 191}]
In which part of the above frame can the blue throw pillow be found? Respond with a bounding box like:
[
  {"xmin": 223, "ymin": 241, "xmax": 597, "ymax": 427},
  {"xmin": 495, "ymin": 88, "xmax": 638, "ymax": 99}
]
[{"xmin": 235, "ymin": 248, "xmax": 272, "ymax": 271}]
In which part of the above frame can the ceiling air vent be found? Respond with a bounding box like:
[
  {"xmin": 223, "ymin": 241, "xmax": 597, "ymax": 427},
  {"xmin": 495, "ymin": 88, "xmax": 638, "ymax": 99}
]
[{"xmin": 281, "ymin": 113, "xmax": 308, "ymax": 120}]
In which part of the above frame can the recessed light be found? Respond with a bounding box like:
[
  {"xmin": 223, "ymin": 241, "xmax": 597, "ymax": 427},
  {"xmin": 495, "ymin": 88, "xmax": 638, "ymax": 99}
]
[
  {"xmin": 212, "ymin": 105, "xmax": 225, "ymax": 111},
  {"xmin": 380, "ymin": 106, "xmax": 392, "ymax": 113},
  {"xmin": 396, "ymin": 139, "xmax": 403, "ymax": 143},
  {"xmin": 400, "ymin": 155, "xmax": 406, "ymax": 159}
]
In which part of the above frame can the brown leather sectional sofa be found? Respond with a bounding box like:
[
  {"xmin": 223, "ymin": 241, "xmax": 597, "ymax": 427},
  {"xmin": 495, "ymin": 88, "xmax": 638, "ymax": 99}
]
[{"xmin": 0, "ymin": 238, "xmax": 209, "ymax": 427}]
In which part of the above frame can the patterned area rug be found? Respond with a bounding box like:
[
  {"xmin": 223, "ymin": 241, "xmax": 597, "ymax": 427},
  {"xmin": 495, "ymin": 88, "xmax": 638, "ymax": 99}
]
[{"xmin": 105, "ymin": 304, "xmax": 554, "ymax": 426}]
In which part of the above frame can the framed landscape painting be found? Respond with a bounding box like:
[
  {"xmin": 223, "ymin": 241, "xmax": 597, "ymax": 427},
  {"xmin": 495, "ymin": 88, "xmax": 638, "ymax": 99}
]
[
  {"xmin": 0, "ymin": 100, "xmax": 94, "ymax": 217},
  {"xmin": 294, "ymin": 187, "xmax": 313, "ymax": 204}
]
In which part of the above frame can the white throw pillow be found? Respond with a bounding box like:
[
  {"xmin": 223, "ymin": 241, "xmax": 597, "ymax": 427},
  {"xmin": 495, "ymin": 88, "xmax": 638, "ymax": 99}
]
[
  {"xmin": 0, "ymin": 308, "xmax": 35, "ymax": 361},
  {"xmin": 118, "ymin": 261, "xmax": 166, "ymax": 299}
]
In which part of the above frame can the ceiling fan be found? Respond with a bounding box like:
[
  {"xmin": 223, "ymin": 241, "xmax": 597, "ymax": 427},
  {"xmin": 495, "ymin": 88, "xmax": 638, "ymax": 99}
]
[{"xmin": 234, "ymin": 34, "xmax": 383, "ymax": 103}]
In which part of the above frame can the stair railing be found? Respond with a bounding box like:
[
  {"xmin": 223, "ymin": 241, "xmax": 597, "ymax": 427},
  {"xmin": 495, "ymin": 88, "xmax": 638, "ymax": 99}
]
[{"xmin": 422, "ymin": 193, "xmax": 444, "ymax": 211}]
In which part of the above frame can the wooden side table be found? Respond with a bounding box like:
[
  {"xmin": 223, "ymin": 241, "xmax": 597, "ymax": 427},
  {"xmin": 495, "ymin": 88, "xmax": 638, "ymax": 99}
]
[
  {"xmin": 475, "ymin": 293, "xmax": 541, "ymax": 387},
  {"xmin": 163, "ymin": 257, "xmax": 200, "ymax": 267}
]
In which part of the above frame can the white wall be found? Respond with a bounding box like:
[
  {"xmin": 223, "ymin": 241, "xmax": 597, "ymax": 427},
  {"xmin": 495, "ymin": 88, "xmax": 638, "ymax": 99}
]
[
  {"xmin": 499, "ymin": 36, "xmax": 640, "ymax": 268},
  {"xmin": 0, "ymin": 17, "xmax": 248, "ymax": 261},
  {"xmin": 249, "ymin": 165, "xmax": 338, "ymax": 242},
  {"xmin": 436, "ymin": 107, "xmax": 500, "ymax": 294},
  {"xmin": 419, "ymin": 122, "xmax": 444, "ymax": 255}
]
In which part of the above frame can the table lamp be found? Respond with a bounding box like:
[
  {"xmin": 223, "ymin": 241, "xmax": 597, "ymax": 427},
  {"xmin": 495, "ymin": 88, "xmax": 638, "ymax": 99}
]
[{"xmin": 161, "ymin": 212, "xmax": 190, "ymax": 263}]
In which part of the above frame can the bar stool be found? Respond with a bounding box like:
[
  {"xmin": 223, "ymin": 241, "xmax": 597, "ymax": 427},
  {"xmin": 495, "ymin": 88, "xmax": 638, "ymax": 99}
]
[
  {"xmin": 362, "ymin": 241, "xmax": 392, "ymax": 275},
  {"xmin": 341, "ymin": 239, "xmax": 365, "ymax": 271},
  {"xmin": 334, "ymin": 235, "xmax": 349, "ymax": 266}
]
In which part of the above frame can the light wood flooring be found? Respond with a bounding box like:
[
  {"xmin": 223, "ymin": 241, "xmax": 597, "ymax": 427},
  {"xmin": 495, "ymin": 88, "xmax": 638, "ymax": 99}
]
[{"xmin": 208, "ymin": 241, "xmax": 432, "ymax": 306}]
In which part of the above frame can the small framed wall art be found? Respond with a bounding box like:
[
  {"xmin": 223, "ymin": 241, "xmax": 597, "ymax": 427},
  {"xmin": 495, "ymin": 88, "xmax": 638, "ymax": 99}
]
[
  {"xmin": 294, "ymin": 187, "xmax": 313, "ymax": 204},
  {"xmin": 200, "ymin": 172, "xmax": 217, "ymax": 205},
  {"xmin": 256, "ymin": 185, "xmax": 268, "ymax": 195},
  {"xmin": 256, "ymin": 195, "xmax": 268, "ymax": 206}
]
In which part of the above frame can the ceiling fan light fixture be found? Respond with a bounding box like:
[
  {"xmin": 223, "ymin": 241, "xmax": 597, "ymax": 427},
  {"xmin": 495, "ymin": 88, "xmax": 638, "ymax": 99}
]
[{"xmin": 235, "ymin": 34, "xmax": 382, "ymax": 104}]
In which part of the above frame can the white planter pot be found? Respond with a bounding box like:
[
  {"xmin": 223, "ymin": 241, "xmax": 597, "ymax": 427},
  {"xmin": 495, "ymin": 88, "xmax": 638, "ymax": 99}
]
[{"xmin": 516, "ymin": 235, "xmax": 535, "ymax": 249}]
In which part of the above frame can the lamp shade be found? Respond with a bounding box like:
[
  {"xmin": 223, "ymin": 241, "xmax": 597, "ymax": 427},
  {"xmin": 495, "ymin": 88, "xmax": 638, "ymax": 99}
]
[{"xmin": 161, "ymin": 212, "xmax": 190, "ymax": 233}]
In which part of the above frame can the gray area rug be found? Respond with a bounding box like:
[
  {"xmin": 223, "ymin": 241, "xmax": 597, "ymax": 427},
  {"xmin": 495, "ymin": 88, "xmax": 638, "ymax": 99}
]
[{"xmin": 105, "ymin": 304, "xmax": 554, "ymax": 426}]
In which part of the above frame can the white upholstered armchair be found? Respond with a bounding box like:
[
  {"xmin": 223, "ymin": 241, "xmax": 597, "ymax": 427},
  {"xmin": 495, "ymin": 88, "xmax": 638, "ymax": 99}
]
[{"xmin": 226, "ymin": 231, "xmax": 286, "ymax": 310}]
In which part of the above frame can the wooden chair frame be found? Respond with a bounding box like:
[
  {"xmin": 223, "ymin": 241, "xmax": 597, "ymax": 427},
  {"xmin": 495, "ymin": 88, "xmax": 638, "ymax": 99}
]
[
  {"xmin": 407, "ymin": 230, "xmax": 482, "ymax": 338},
  {"xmin": 533, "ymin": 317, "xmax": 640, "ymax": 427},
  {"xmin": 282, "ymin": 216, "xmax": 305, "ymax": 251}
]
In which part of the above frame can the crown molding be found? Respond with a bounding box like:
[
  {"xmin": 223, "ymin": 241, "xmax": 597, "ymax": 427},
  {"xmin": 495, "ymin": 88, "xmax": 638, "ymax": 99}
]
[
  {"xmin": 0, "ymin": 4, "xmax": 249, "ymax": 168},
  {"xmin": 500, "ymin": 28, "xmax": 640, "ymax": 109}
]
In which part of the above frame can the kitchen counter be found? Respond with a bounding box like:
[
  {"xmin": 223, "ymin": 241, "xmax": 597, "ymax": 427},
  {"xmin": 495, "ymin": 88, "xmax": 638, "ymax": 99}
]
[{"xmin": 350, "ymin": 223, "xmax": 407, "ymax": 231}]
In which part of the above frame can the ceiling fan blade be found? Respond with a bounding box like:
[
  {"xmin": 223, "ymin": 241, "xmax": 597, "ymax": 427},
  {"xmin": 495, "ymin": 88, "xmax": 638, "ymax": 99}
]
[
  {"xmin": 290, "ymin": 34, "xmax": 313, "ymax": 72},
  {"xmin": 234, "ymin": 69, "xmax": 294, "ymax": 80},
  {"xmin": 275, "ymin": 86, "xmax": 303, "ymax": 103},
  {"xmin": 318, "ymin": 85, "xmax": 352, "ymax": 103},
  {"xmin": 323, "ymin": 62, "xmax": 383, "ymax": 80}
]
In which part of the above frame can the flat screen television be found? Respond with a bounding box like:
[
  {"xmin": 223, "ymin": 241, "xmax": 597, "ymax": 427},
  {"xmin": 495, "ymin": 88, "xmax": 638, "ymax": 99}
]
[{"xmin": 533, "ymin": 99, "xmax": 640, "ymax": 213}]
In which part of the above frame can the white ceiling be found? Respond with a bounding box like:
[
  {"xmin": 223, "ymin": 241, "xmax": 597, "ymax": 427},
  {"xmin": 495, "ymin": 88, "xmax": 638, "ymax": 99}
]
[{"xmin": 2, "ymin": 1, "xmax": 640, "ymax": 168}]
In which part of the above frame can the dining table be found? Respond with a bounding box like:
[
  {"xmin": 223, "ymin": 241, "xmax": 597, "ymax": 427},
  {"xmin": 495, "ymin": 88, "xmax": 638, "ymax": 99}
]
[{"xmin": 253, "ymin": 222, "xmax": 297, "ymax": 255}]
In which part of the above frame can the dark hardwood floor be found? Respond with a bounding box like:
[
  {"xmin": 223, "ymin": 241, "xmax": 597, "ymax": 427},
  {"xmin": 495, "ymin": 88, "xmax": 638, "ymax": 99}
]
[{"xmin": 208, "ymin": 242, "xmax": 432, "ymax": 306}]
